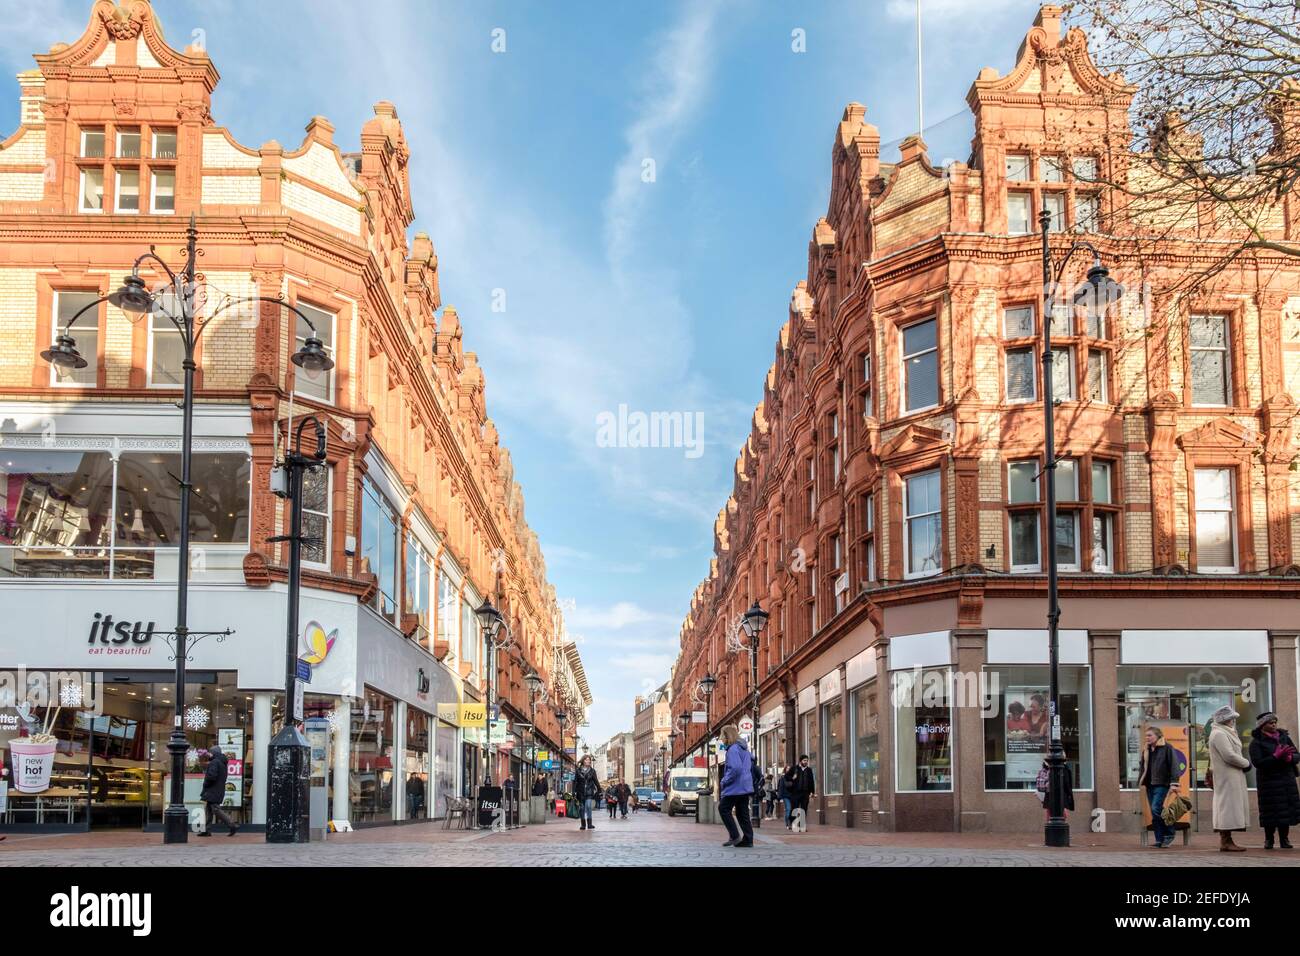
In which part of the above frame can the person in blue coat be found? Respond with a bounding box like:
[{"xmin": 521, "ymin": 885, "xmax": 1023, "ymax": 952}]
[{"xmin": 718, "ymin": 724, "xmax": 754, "ymax": 848}]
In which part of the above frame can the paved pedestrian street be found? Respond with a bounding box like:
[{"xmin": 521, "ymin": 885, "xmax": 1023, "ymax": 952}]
[{"xmin": 3, "ymin": 810, "xmax": 1299, "ymax": 867}]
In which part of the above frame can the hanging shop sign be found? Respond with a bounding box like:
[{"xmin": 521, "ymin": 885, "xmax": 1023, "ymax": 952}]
[
  {"xmin": 437, "ymin": 703, "xmax": 460, "ymax": 725},
  {"xmin": 691, "ymin": 711, "xmax": 706, "ymax": 723},
  {"xmin": 460, "ymin": 703, "xmax": 488, "ymax": 728}
]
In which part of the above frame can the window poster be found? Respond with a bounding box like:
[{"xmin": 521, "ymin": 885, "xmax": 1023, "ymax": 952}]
[
  {"xmin": 1124, "ymin": 687, "xmax": 1174, "ymax": 787},
  {"xmin": 1004, "ymin": 686, "xmax": 1050, "ymax": 782},
  {"xmin": 217, "ymin": 728, "xmax": 244, "ymax": 808}
]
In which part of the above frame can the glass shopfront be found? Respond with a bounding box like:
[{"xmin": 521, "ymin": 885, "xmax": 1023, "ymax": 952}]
[
  {"xmin": 0, "ymin": 449, "xmax": 250, "ymax": 580},
  {"xmin": 893, "ymin": 668, "xmax": 953, "ymax": 791},
  {"xmin": 983, "ymin": 666, "xmax": 1092, "ymax": 790},
  {"xmin": 404, "ymin": 707, "xmax": 430, "ymax": 819},
  {"xmin": 1117, "ymin": 665, "xmax": 1270, "ymax": 789},
  {"xmin": 850, "ymin": 681, "xmax": 880, "ymax": 793},
  {"xmin": 350, "ymin": 687, "xmax": 397, "ymax": 824},
  {"xmin": 434, "ymin": 719, "xmax": 457, "ymax": 818},
  {"xmin": 821, "ymin": 699, "xmax": 844, "ymax": 795},
  {"xmin": 0, "ymin": 672, "xmax": 255, "ymax": 829}
]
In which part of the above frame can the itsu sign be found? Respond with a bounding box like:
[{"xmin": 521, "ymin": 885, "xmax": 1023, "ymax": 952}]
[{"xmin": 85, "ymin": 611, "xmax": 157, "ymax": 656}]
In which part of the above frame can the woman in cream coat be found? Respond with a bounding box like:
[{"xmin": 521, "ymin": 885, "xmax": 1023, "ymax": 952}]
[{"xmin": 1208, "ymin": 705, "xmax": 1252, "ymax": 852}]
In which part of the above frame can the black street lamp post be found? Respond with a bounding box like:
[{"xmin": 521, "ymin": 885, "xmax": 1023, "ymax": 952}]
[
  {"xmin": 42, "ymin": 215, "xmax": 334, "ymax": 845},
  {"xmin": 1038, "ymin": 207, "xmax": 1123, "ymax": 848},
  {"xmin": 266, "ymin": 414, "xmax": 331, "ymax": 843},
  {"xmin": 555, "ymin": 709, "xmax": 568, "ymax": 803},
  {"xmin": 524, "ymin": 670, "xmax": 544, "ymax": 800},
  {"xmin": 740, "ymin": 600, "xmax": 770, "ymax": 829},
  {"xmin": 475, "ymin": 598, "xmax": 505, "ymax": 788},
  {"xmin": 699, "ymin": 673, "xmax": 716, "ymax": 787}
]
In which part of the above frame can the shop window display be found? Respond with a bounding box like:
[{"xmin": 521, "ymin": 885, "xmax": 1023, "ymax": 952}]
[
  {"xmin": 1116, "ymin": 665, "xmax": 1269, "ymax": 789},
  {"xmin": 851, "ymin": 683, "xmax": 880, "ymax": 793},
  {"xmin": 893, "ymin": 668, "xmax": 953, "ymax": 791},
  {"xmin": 982, "ymin": 666, "xmax": 1092, "ymax": 790},
  {"xmin": 350, "ymin": 688, "xmax": 396, "ymax": 823},
  {"xmin": 821, "ymin": 698, "xmax": 844, "ymax": 795},
  {"xmin": 404, "ymin": 708, "xmax": 431, "ymax": 819}
]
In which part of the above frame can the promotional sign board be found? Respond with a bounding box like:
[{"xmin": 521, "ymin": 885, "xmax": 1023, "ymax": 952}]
[
  {"xmin": 460, "ymin": 703, "xmax": 487, "ymax": 728},
  {"xmin": 1140, "ymin": 720, "xmax": 1192, "ymax": 830},
  {"xmin": 477, "ymin": 785, "xmax": 504, "ymax": 828},
  {"xmin": 1004, "ymin": 686, "xmax": 1049, "ymax": 782},
  {"xmin": 217, "ymin": 728, "xmax": 244, "ymax": 807}
]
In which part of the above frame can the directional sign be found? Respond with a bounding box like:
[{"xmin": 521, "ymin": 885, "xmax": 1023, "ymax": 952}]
[{"xmin": 296, "ymin": 659, "xmax": 312, "ymax": 684}]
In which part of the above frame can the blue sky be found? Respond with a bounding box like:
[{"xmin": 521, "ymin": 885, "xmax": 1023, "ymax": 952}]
[{"xmin": 2, "ymin": 0, "xmax": 1046, "ymax": 748}]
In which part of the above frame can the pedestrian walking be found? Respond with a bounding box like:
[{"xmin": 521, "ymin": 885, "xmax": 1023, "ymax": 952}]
[
  {"xmin": 1137, "ymin": 726, "xmax": 1180, "ymax": 848},
  {"xmin": 197, "ymin": 745, "xmax": 238, "ymax": 837},
  {"xmin": 787, "ymin": 754, "xmax": 816, "ymax": 828},
  {"xmin": 606, "ymin": 782, "xmax": 619, "ymax": 819},
  {"xmin": 718, "ymin": 725, "xmax": 754, "ymax": 848},
  {"xmin": 1248, "ymin": 711, "xmax": 1300, "ymax": 849},
  {"xmin": 573, "ymin": 755, "xmax": 601, "ymax": 830},
  {"xmin": 617, "ymin": 779, "xmax": 631, "ymax": 819},
  {"xmin": 762, "ymin": 773, "xmax": 777, "ymax": 820},
  {"xmin": 531, "ymin": 774, "xmax": 549, "ymax": 798}
]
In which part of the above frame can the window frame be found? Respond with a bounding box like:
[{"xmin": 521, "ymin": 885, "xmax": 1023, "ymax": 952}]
[
  {"xmin": 150, "ymin": 169, "xmax": 176, "ymax": 215},
  {"xmin": 78, "ymin": 168, "xmax": 105, "ymax": 214},
  {"xmin": 49, "ymin": 290, "xmax": 102, "ymax": 388},
  {"xmin": 899, "ymin": 316, "xmax": 940, "ymax": 415},
  {"xmin": 300, "ymin": 464, "xmax": 333, "ymax": 573},
  {"xmin": 1188, "ymin": 313, "xmax": 1233, "ymax": 408},
  {"xmin": 1192, "ymin": 466, "xmax": 1238, "ymax": 574},
  {"xmin": 145, "ymin": 296, "xmax": 185, "ymax": 388},
  {"xmin": 292, "ymin": 301, "xmax": 338, "ymax": 405},
  {"xmin": 114, "ymin": 167, "xmax": 141, "ymax": 215},
  {"xmin": 80, "ymin": 128, "xmax": 106, "ymax": 159},
  {"xmin": 903, "ymin": 468, "xmax": 943, "ymax": 580}
]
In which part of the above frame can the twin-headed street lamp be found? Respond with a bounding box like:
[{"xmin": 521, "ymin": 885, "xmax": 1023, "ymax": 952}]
[
  {"xmin": 42, "ymin": 216, "xmax": 333, "ymax": 845},
  {"xmin": 473, "ymin": 597, "xmax": 505, "ymax": 790},
  {"xmin": 1038, "ymin": 208, "xmax": 1123, "ymax": 848}
]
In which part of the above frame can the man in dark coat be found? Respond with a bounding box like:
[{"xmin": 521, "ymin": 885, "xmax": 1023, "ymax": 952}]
[
  {"xmin": 1249, "ymin": 711, "xmax": 1300, "ymax": 849},
  {"xmin": 198, "ymin": 746, "xmax": 238, "ymax": 837},
  {"xmin": 573, "ymin": 756, "xmax": 601, "ymax": 830},
  {"xmin": 787, "ymin": 755, "xmax": 816, "ymax": 827}
]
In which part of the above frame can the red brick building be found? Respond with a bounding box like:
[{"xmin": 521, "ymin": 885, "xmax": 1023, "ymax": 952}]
[
  {"xmin": 672, "ymin": 6, "xmax": 1300, "ymax": 834},
  {"xmin": 0, "ymin": 0, "xmax": 577, "ymax": 830}
]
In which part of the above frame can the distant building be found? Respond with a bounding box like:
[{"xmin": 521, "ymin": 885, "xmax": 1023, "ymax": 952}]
[{"xmin": 633, "ymin": 683, "xmax": 673, "ymax": 786}]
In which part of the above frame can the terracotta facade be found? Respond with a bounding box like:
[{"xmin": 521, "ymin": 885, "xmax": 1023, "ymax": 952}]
[
  {"xmin": 0, "ymin": 0, "xmax": 581, "ymax": 822},
  {"xmin": 671, "ymin": 6, "xmax": 1300, "ymax": 834}
]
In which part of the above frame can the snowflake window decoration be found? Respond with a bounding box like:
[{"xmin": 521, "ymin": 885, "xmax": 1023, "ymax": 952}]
[
  {"xmin": 325, "ymin": 709, "xmax": 341, "ymax": 735},
  {"xmin": 183, "ymin": 704, "xmax": 211, "ymax": 731},
  {"xmin": 58, "ymin": 681, "xmax": 85, "ymax": 707}
]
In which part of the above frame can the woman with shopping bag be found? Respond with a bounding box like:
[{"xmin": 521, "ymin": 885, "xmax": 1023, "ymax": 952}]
[{"xmin": 1208, "ymin": 705, "xmax": 1252, "ymax": 852}]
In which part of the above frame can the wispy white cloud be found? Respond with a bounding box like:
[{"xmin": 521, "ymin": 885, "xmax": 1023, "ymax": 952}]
[
  {"xmin": 567, "ymin": 601, "xmax": 678, "ymax": 631},
  {"xmin": 603, "ymin": 0, "xmax": 728, "ymax": 273}
]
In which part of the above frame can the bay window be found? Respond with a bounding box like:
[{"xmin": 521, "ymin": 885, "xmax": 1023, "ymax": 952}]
[
  {"xmin": 360, "ymin": 478, "xmax": 398, "ymax": 620},
  {"xmin": 901, "ymin": 317, "xmax": 938, "ymax": 413},
  {"xmin": 300, "ymin": 465, "xmax": 331, "ymax": 569},
  {"xmin": 904, "ymin": 469, "xmax": 942, "ymax": 578},
  {"xmin": 1007, "ymin": 460, "xmax": 1040, "ymax": 572},
  {"xmin": 294, "ymin": 303, "xmax": 336, "ymax": 403}
]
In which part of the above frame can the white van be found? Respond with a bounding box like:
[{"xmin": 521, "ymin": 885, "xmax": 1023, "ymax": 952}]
[{"xmin": 665, "ymin": 767, "xmax": 709, "ymax": 817}]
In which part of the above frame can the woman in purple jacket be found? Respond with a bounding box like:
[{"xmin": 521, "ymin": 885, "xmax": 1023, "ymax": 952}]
[{"xmin": 718, "ymin": 724, "xmax": 754, "ymax": 848}]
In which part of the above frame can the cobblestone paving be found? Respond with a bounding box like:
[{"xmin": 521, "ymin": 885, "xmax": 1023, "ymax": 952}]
[{"xmin": 3, "ymin": 812, "xmax": 1297, "ymax": 867}]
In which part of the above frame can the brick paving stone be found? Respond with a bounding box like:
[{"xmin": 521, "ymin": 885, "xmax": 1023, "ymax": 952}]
[{"xmin": 3, "ymin": 811, "xmax": 1298, "ymax": 866}]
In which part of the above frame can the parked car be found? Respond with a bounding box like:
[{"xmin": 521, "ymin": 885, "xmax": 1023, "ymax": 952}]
[
  {"xmin": 634, "ymin": 786, "xmax": 655, "ymax": 810},
  {"xmin": 648, "ymin": 790, "xmax": 666, "ymax": 811},
  {"xmin": 665, "ymin": 768, "xmax": 708, "ymax": 816}
]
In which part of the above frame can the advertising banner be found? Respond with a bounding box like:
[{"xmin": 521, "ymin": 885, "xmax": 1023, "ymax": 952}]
[
  {"xmin": 1124, "ymin": 686, "xmax": 1174, "ymax": 787},
  {"xmin": 1004, "ymin": 685, "xmax": 1049, "ymax": 782},
  {"xmin": 217, "ymin": 728, "xmax": 244, "ymax": 808}
]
